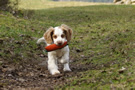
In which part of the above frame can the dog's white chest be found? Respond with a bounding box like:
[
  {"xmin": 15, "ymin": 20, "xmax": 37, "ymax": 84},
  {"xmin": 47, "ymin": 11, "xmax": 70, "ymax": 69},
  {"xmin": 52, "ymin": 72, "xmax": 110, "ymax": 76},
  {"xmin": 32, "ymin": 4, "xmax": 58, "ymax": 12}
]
[{"xmin": 49, "ymin": 46, "xmax": 69, "ymax": 58}]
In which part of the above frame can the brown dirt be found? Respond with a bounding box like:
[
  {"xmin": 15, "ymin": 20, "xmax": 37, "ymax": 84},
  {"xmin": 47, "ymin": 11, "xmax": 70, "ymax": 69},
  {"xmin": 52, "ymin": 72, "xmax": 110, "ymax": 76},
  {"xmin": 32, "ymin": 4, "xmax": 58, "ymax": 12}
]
[{"xmin": 0, "ymin": 54, "xmax": 92, "ymax": 89}]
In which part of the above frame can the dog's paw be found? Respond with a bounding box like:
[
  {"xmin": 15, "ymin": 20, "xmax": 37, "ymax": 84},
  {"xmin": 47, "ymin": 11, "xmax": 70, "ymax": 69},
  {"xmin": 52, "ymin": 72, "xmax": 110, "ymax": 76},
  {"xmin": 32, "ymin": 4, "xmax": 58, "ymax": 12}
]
[
  {"xmin": 63, "ymin": 68, "xmax": 71, "ymax": 72},
  {"xmin": 51, "ymin": 70, "xmax": 60, "ymax": 75}
]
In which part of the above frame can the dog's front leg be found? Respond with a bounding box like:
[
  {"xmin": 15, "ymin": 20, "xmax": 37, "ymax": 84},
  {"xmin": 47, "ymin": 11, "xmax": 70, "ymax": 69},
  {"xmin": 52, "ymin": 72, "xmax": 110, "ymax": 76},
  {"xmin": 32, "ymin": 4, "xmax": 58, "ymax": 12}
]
[
  {"xmin": 60, "ymin": 52, "xmax": 71, "ymax": 72},
  {"xmin": 48, "ymin": 53, "xmax": 60, "ymax": 75}
]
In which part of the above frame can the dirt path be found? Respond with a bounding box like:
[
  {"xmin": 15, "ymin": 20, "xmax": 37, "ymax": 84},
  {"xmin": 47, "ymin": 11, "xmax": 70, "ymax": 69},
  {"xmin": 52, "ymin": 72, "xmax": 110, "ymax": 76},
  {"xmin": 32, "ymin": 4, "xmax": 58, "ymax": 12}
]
[{"xmin": 0, "ymin": 55, "xmax": 90, "ymax": 89}]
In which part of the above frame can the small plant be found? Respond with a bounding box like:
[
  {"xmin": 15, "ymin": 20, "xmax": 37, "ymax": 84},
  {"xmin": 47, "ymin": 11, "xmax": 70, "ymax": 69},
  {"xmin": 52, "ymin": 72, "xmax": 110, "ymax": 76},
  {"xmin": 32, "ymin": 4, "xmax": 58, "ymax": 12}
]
[
  {"xmin": 0, "ymin": 0, "xmax": 9, "ymax": 10},
  {"xmin": 0, "ymin": 0, "xmax": 19, "ymax": 15}
]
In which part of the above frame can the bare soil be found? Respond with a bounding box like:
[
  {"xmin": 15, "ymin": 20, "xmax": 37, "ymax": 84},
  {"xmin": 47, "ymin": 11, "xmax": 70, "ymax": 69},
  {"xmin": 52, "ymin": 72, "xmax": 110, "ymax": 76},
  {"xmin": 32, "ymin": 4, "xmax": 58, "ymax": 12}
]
[{"xmin": 0, "ymin": 51, "xmax": 93, "ymax": 89}]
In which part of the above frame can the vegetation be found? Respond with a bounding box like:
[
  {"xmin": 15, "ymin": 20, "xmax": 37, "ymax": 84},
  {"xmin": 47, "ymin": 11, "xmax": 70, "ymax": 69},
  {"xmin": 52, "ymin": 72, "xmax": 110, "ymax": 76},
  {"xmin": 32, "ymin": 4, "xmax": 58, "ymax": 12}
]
[
  {"xmin": 53, "ymin": 0, "xmax": 113, "ymax": 3},
  {"xmin": 0, "ymin": 0, "xmax": 10, "ymax": 10},
  {"xmin": 18, "ymin": 0, "xmax": 111, "ymax": 10},
  {"xmin": 0, "ymin": 0, "xmax": 135, "ymax": 89}
]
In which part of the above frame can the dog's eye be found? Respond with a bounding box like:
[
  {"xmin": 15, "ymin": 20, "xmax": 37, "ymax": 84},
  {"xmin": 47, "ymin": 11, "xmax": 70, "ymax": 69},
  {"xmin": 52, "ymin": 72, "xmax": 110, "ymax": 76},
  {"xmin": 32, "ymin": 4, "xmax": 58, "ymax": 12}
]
[
  {"xmin": 61, "ymin": 34, "xmax": 65, "ymax": 38},
  {"xmin": 53, "ymin": 35, "xmax": 57, "ymax": 39}
]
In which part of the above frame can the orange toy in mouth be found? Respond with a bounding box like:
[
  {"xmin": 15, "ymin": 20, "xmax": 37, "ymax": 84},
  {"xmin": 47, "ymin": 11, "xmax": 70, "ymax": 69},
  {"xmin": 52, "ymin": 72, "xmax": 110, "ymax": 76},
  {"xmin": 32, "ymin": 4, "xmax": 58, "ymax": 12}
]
[{"xmin": 45, "ymin": 42, "xmax": 68, "ymax": 52}]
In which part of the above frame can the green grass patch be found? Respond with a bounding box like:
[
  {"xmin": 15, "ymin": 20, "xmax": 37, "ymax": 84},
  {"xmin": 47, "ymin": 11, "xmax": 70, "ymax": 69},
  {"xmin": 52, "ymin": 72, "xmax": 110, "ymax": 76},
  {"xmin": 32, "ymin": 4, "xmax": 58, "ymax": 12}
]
[{"xmin": 18, "ymin": 0, "xmax": 111, "ymax": 10}]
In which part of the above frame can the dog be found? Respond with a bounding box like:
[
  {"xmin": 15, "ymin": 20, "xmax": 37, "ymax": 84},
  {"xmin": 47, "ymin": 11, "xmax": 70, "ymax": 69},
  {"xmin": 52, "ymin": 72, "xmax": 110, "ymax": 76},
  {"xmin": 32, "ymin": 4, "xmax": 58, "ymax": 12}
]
[{"xmin": 37, "ymin": 24, "xmax": 73, "ymax": 75}]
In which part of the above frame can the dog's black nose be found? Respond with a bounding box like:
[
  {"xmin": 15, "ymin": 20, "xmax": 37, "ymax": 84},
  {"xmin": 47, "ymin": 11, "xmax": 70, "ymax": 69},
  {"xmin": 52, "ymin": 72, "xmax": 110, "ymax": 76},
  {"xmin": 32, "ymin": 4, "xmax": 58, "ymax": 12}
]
[{"xmin": 57, "ymin": 41, "xmax": 62, "ymax": 46}]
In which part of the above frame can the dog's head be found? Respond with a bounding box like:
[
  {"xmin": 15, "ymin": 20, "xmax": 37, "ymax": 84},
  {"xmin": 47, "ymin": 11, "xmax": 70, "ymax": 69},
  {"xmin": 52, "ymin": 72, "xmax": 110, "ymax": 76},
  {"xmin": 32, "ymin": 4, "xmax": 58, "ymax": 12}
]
[{"xmin": 44, "ymin": 24, "xmax": 73, "ymax": 46}]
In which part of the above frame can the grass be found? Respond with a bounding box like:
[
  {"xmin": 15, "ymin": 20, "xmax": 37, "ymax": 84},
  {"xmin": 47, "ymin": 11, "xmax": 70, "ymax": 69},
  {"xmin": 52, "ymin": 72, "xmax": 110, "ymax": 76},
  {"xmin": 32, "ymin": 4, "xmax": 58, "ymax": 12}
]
[
  {"xmin": 0, "ymin": 0, "xmax": 135, "ymax": 89},
  {"xmin": 18, "ymin": 0, "xmax": 112, "ymax": 10}
]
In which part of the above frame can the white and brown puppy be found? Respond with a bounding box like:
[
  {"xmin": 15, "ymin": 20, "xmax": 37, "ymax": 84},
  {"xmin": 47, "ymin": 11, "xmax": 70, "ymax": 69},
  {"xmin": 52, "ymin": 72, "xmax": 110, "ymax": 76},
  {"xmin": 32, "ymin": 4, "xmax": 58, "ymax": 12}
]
[{"xmin": 37, "ymin": 24, "xmax": 73, "ymax": 75}]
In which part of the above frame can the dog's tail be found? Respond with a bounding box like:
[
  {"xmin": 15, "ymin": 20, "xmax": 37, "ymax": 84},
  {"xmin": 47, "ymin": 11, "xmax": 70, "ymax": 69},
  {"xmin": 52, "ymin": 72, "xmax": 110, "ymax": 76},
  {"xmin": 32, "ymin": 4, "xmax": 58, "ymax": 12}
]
[{"xmin": 36, "ymin": 37, "xmax": 46, "ymax": 44}]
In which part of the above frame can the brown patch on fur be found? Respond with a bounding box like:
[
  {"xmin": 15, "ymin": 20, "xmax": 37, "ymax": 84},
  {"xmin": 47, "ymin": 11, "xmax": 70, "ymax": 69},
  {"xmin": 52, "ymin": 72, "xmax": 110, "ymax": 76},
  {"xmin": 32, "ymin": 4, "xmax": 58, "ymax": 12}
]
[
  {"xmin": 44, "ymin": 27, "xmax": 54, "ymax": 44},
  {"xmin": 60, "ymin": 24, "xmax": 73, "ymax": 42}
]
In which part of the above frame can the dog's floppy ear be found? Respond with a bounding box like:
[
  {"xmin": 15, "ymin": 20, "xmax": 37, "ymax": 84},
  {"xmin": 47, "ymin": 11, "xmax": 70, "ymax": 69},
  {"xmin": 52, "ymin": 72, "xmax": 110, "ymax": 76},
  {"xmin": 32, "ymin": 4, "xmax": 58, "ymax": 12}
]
[
  {"xmin": 44, "ymin": 27, "xmax": 54, "ymax": 44},
  {"xmin": 61, "ymin": 24, "xmax": 73, "ymax": 42}
]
